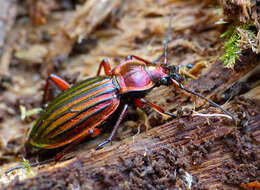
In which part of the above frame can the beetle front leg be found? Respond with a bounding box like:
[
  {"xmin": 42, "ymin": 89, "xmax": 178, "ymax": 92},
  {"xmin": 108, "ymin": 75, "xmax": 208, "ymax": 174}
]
[
  {"xmin": 96, "ymin": 58, "xmax": 112, "ymax": 76},
  {"xmin": 96, "ymin": 104, "xmax": 128, "ymax": 150},
  {"xmin": 42, "ymin": 74, "xmax": 70, "ymax": 105},
  {"xmin": 134, "ymin": 98, "xmax": 177, "ymax": 117}
]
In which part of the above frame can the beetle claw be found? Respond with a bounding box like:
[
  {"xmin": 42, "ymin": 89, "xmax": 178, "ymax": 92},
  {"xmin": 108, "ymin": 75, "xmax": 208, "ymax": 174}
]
[
  {"xmin": 126, "ymin": 55, "xmax": 133, "ymax": 60},
  {"xmin": 165, "ymin": 111, "xmax": 177, "ymax": 117},
  {"xmin": 96, "ymin": 138, "xmax": 112, "ymax": 150}
]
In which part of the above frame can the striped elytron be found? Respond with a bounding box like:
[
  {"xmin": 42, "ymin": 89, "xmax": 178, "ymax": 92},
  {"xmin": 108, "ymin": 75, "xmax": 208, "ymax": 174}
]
[
  {"xmin": 6, "ymin": 12, "xmax": 235, "ymax": 173},
  {"xmin": 27, "ymin": 76, "xmax": 119, "ymax": 150}
]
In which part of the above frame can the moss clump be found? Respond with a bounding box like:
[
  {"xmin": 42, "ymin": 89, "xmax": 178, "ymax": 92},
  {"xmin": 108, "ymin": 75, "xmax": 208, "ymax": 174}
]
[{"xmin": 220, "ymin": 24, "xmax": 258, "ymax": 69}]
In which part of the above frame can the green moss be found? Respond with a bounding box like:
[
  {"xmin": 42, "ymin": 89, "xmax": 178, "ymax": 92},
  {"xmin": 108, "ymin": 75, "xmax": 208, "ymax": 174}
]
[
  {"xmin": 220, "ymin": 24, "xmax": 257, "ymax": 69},
  {"xmin": 220, "ymin": 25, "xmax": 240, "ymax": 68}
]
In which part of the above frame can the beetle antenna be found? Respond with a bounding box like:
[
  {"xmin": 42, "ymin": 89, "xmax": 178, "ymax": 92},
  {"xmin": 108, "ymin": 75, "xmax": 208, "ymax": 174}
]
[
  {"xmin": 151, "ymin": 10, "xmax": 174, "ymax": 64},
  {"xmin": 177, "ymin": 84, "xmax": 236, "ymax": 122},
  {"xmin": 163, "ymin": 10, "xmax": 174, "ymax": 65},
  {"xmin": 5, "ymin": 158, "xmax": 55, "ymax": 175}
]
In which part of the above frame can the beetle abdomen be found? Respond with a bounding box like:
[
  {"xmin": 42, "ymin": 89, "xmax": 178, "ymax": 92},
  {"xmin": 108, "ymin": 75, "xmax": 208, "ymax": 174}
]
[{"xmin": 28, "ymin": 76, "xmax": 120, "ymax": 149}]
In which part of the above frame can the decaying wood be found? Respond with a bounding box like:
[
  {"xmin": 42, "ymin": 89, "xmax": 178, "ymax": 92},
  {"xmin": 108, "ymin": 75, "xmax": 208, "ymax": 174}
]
[
  {"xmin": 221, "ymin": 0, "xmax": 260, "ymax": 29},
  {"xmin": 2, "ymin": 60, "xmax": 260, "ymax": 190},
  {"xmin": 221, "ymin": 0, "xmax": 260, "ymax": 53},
  {"xmin": 0, "ymin": 0, "xmax": 17, "ymax": 76},
  {"xmin": 0, "ymin": 0, "xmax": 260, "ymax": 189},
  {"xmin": 26, "ymin": 0, "xmax": 57, "ymax": 25},
  {"xmin": 45, "ymin": 0, "xmax": 122, "ymax": 74}
]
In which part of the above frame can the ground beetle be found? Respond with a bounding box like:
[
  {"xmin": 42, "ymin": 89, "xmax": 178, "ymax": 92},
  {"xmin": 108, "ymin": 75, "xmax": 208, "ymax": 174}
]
[{"xmin": 6, "ymin": 12, "xmax": 235, "ymax": 174}]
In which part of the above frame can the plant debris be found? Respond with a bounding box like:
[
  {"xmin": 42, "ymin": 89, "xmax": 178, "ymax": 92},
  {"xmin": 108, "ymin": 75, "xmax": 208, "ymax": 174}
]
[{"xmin": 220, "ymin": 24, "xmax": 258, "ymax": 68}]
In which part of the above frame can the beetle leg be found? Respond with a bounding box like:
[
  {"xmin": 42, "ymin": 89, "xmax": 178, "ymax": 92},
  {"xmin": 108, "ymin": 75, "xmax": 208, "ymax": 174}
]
[
  {"xmin": 55, "ymin": 131, "xmax": 92, "ymax": 161},
  {"xmin": 42, "ymin": 74, "xmax": 70, "ymax": 105},
  {"xmin": 96, "ymin": 104, "xmax": 128, "ymax": 150},
  {"xmin": 127, "ymin": 55, "xmax": 151, "ymax": 64},
  {"xmin": 136, "ymin": 107, "xmax": 150, "ymax": 133},
  {"xmin": 97, "ymin": 58, "xmax": 112, "ymax": 76},
  {"xmin": 134, "ymin": 98, "xmax": 177, "ymax": 117},
  {"xmin": 126, "ymin": 55, "xmax": 133, "ymax": 60}
]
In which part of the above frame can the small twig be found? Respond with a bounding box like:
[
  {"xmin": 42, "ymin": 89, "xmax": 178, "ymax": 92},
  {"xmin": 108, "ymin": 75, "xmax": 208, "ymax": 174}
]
[{"xmin": 192, "ymin": 111, "xmax": 233, "ymax": 120}]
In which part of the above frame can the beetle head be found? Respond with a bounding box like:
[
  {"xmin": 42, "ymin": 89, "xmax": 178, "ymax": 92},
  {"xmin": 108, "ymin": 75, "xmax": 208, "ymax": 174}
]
[{"xmin": 159, "ymin": 64, "xmax": 183, "ymax": 88}]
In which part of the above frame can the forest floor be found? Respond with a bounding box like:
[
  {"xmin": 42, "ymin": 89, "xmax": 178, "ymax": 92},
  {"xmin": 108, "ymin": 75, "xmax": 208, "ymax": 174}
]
[{"xmin": 0, "ymin": 0, "xmax": 259, "ymax": 189}]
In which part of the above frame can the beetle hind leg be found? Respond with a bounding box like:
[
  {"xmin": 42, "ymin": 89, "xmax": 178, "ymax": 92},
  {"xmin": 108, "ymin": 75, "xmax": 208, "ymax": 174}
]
[
  {"xmin": 43, "ymin": 74, "xmax": 70, "ymax": 105},
  {"xmin": 136, "ymin": 107, "xmax": 150, "ymax": 133},
  {"xmin": 55, "ymin": 132, "xmax": 90, "ymax": 161},
  {"xmin": 126, "ymin": 55, "xmax": 151, "ymax": 65},
  {"xmin": 96, "ymin": 104, "xmax": 128, "ymax": 150},
  {"xmin": 54, "ymin": 128, "xmax": 102, "ymax": 161},
  {"xmin": 96, "ymin": 58, "xmax": 112, "ymax": 76}
]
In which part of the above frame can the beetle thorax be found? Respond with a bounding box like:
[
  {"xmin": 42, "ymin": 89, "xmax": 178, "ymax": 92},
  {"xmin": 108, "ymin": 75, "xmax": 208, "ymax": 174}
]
[
  {"xmin": 112, "ymin": 61, "xmax": 167, "ymax": 94},
  {"xmin": 146, "ymin": 64, "xmax": 168, "ymax": 83}
]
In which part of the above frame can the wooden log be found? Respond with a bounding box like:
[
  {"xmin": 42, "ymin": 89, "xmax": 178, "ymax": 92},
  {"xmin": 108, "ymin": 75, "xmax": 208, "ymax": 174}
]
[{"xmin": 2, "ymin": 59, "xmax": 260, "ymax": 190}]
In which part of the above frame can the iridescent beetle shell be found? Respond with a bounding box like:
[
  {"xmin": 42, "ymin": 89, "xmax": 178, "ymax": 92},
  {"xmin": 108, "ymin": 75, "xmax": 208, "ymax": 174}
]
[
  {"xmin": 25, "ymin": 61, "xmax": 171, "ymax": 154},
  {"xmin": 26, "ymin": 76, "xmax": 119, "ymax": 152}
]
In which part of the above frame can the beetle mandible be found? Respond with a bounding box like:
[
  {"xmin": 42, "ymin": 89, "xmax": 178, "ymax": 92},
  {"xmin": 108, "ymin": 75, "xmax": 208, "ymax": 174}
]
[{"xmin": 6, "ymin": 12, "xmax": 235, "ymax": 173}]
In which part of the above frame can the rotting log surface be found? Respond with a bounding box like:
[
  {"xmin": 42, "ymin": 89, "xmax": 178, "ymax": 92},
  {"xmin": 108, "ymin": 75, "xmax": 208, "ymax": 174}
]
[
  {"xmin": 0, "ymin": 0, "xmax": 260, "ymax": 189},
  {"xmin": 2, "ymin": 101, "xmax": 260, "ymax": 190},
  {"xmin": 2, "ymin": 61, "xmax": 260, "ymax": 190}
]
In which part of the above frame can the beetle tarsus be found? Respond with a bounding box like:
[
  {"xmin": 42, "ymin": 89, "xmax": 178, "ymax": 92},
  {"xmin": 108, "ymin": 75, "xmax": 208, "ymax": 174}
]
[
  {"xmin": 165, "ymin": 111, "xmax": 177, "ymax": 117},
  {"xmin": 96, "ymin": 138, "xmax": 112, "ymax": 150}
]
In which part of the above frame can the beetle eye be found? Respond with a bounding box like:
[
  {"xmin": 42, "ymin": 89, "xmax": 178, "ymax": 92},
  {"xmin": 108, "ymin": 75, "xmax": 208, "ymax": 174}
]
[
  {"xmin": 173, "ymin": 73, "xmax": 181, "ymax": 81},
  {"xmin": 161, "ymin": 77, "xmax": 170, "ymax": 85},
  {"xmin": 169, "ymin": 73, "xmax": 181, "ymax": 82}
]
